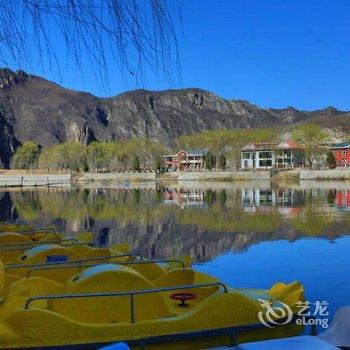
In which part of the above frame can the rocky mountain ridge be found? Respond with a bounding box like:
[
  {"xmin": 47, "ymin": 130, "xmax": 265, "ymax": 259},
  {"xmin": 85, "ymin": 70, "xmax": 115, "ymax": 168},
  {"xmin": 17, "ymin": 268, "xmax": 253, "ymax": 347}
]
[{"xmin": 0, "ymin": 68, "xmax": 348, "ymax": 167}]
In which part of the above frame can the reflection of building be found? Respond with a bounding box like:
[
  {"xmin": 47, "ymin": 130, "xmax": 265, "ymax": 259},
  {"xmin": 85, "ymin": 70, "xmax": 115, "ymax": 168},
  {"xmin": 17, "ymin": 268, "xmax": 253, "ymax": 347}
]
[
  {"xmin": 241, "ymin": 140, "xmax": 304, "ymax": 170},
  {"xmin": 335, "ymin": 190, "xmax": 350, "ymax": 210},
  {"xmin": 242, "ymin": 188, "xmax": 275, "ymax": 207},
  {"xmin": 330, "ymin": 142, "xmax": 350, "ymax": 167},
  {"xmin": 163, "ymin": 149, "xmax": 208, "ymax": 171},
  {"xmin": 162, "ymin": 188, "xmax": 206, "ymax": 209},
  {"xmin": 242, "ymin": 188, "xmax": 303, "ymax": 217}
]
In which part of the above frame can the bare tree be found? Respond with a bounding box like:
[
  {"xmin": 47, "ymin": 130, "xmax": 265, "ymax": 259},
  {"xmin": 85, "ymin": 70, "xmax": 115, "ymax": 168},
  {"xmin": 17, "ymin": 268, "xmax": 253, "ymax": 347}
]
[{"xmin": 0, "ymin": 0, "xmax": 182, "ymax": 89}]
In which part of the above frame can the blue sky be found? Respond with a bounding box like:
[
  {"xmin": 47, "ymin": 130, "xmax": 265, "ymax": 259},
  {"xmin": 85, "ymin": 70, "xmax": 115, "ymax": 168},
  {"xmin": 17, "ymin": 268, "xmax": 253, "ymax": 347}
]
[{"xmin": 5, "ymin": 0, "xmax": 350, "ymax": 110}]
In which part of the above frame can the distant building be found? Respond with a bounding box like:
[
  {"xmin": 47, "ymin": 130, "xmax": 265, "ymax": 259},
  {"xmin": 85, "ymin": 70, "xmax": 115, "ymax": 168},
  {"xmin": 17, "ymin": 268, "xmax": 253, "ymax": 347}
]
[
  {"xmin": 163, "ymin": 149, "xmax": 208, "ymax": 171},
  {"xmin": 241, "ymin": 140, "xmax": 304, "ymax": 170},
  {"xmin": 275, "ymin": 140, "xmax": 304, "ymax": 168},
  {"xmin": 241, "ymin": 143, "xmax": 276, "ymax": 169},
  {"xmin": 330, "ymin": 142, "xmax": 350, "ymax": 167}
]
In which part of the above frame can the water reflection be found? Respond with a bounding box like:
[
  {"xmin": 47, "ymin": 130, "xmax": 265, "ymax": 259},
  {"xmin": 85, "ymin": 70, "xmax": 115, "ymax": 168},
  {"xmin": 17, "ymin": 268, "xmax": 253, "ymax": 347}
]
[
  {"xmin": 163, "ymin": 188, "xmax": 207, "ymax": 209},
  {"xmin": 0, "ymin": 182, "xmax": 349, "ymax": 262},
  {"xmin": 335, "ymin": 190, "xmax": 350, "ymax": 211},
  {"xmin": 242, "ymin": 188, "xmax": 305, "ymax": 217}
]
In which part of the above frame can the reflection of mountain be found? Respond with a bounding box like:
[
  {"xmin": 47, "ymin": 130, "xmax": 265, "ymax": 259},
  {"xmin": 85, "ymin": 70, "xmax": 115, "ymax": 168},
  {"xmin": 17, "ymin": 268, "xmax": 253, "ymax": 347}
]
[
  {"xmin": 0, "ymin": 192, "xmax": 17, "ymax": 222},
  {"xmin": 0, "ymin": 185, "xmax": 348, "ymax": 260}
]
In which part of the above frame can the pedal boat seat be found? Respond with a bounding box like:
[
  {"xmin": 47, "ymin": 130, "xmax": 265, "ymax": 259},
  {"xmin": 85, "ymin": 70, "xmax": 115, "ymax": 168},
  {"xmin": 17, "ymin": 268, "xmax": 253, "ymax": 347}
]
[
  {"xmin": 0, "ymin": 232, "xmax": 33, "ymax": 245},
  {"xmin": 49, "ymin": 264, "xmax": 174, "ymax": 323},
  {"xmin": 0, "ymin": 233, "xmax": 34, "ymax": 264},
  {"xmin": 9, "ymin": 244, "xmax": 84, "ymax": 279}
]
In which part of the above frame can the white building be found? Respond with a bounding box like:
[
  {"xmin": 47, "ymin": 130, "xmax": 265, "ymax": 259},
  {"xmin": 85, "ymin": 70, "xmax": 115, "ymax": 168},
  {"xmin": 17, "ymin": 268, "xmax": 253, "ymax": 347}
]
[
  {"xmin": 241, "ymin": 140, "xmax": 304, "ymax": 170},
  {"xmin": 241, "ymin": 143, "xmax": 276, "ymax": 169}
]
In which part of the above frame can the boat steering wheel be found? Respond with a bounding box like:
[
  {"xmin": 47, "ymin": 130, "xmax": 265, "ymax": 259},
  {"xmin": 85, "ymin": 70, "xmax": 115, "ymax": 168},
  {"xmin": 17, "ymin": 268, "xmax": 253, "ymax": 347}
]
[{"xmin": 169, "ymin": 292, "xmax": 196, "ymax": 307}]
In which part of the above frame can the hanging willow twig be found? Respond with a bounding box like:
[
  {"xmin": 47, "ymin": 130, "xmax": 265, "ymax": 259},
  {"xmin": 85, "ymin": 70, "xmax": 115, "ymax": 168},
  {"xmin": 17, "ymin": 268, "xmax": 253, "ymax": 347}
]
[{"xmin": 0, "ymin": 0, "xmax": 182, "ymax": 89}]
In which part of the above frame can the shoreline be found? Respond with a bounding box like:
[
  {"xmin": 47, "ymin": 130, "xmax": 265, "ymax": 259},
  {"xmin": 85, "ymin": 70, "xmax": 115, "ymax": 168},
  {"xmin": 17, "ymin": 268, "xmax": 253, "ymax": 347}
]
[{"xmin": 1, "ymin": 169, "xmax": 350, "ymax": 187}]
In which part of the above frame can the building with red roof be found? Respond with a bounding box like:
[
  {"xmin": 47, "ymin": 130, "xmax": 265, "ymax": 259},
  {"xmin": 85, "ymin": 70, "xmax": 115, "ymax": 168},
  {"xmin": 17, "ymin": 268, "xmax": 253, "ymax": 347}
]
[
  {"xmin": 163, "ymin": 149, "xmax": 208, "ymax": 171},
  {"xmin": 330, "ymin": 142, "xmax": 350, "ymax": 168}
]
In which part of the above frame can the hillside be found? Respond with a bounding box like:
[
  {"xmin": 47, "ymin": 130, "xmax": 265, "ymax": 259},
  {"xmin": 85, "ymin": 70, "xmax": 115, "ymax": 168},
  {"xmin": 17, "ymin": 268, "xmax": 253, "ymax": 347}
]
[{"xmin": 0, "ymin": 68, "xmax": 348, "ymax": 167}]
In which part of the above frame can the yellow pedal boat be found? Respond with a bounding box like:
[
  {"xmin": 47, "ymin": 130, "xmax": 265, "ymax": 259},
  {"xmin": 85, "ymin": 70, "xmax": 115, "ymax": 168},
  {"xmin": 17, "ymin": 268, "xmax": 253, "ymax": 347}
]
[
  {"xmin": 0, "ymin": 222, "xmax": 58, "ymax": 240},
  {"xmin": 0, "ymin": 232, "xmax": 72, "ymax": 264},
  {"xmin": 0, "ymin": 222, "xmax": 32, "ymax": 233},
  {"xmin": 0, "ymin": 225, "xmax": 94, "ymax": 244},
  {"xmin": 0, "ymin": 261, "xmax": 305, "ymax": 349},
  {"xmin": 0, "ymin": 231, "xmax": 99, "ymax": 264},
  {"xmin": 2, "ymin": 242, "xmax": 145, "ymax": 284},
  {"xmin": 2, "ymin": 244, "xmax": 202, "ymax": 289}
]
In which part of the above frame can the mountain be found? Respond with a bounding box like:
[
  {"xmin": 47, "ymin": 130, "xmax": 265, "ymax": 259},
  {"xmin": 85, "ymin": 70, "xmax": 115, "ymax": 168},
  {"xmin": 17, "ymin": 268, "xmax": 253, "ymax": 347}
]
[{"xmin": 0, "ymin": 68, "xmax": 348, "ymax": 167}]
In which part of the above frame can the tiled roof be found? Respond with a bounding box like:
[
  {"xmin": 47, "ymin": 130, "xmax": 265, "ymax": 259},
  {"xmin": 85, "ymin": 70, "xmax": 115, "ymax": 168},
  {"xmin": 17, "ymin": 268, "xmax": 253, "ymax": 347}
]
[
  {"xmin": 242, "ymin": 140, "xmax": 302, "ymax": 151},
  {"xmin": 242, "ymin": 143, "xmax": 276, "ymax": 151},
  {"xmin": 163, "ymin": 149, "xmax": 208, "ymax": 158},
  {"xmin": 276, "ymin": 140, "xmax": 302, "ymax": 149}
]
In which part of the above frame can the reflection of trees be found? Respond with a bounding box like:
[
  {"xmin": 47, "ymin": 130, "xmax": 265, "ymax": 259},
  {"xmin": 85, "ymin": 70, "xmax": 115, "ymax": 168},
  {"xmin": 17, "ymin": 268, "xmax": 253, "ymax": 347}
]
[
  {"xmin": 11, "ymin": 188, "xmax": 174, "ymax": 231},
  {"xmin": 176, "ymin": 203, "xmax": 281, "ymax": 233},
  {"xmin": 291, "ymin": 193, "xmax": 337, "ymax": 235},
  {"xmin": 14, "ymin": 188, "xmax": 283, "ymax": 233},
  {"xmin": 10, "ymin": 191, "xmax": 42, "ymax": 221},
  {"xmin": 6, "ymin": 186, "xmax": 347, "ymax": 260}
]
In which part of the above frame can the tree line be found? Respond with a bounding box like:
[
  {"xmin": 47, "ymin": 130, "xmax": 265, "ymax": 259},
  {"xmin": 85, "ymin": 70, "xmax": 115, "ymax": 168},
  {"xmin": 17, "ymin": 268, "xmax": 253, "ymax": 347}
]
[
  {"xmin": 10, "ymin": 123, "xmax": 335, "ymax": 171},
  {"xmin": 11, "ymin": 139, "xmax": 167, "ymax": 172}
]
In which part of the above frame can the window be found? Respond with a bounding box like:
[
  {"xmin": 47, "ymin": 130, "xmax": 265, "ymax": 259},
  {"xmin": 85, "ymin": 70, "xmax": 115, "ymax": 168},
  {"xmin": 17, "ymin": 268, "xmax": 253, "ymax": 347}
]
[
  {"xmin": 242, "ymin": 152, "xmax": 251, "ymax": 159},
  {"xmin": 259, "ymin": 151, "xmax": 272, "ymax": 159},
  {"xmin": 259, "ymin": 160, "xmax": 272, "ymax": 167},
  {"xmin": 259, "ymin": 190, "xmax": 273, "ymax": 205},
  {"xmin": 342, "ymin": 150, "xmax": 347, "ymax": 156}
]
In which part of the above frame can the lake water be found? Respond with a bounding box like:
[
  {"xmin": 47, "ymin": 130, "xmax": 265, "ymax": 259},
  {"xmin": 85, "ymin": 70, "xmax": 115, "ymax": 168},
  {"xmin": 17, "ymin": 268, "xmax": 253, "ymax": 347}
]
[{"xmin": 1, "ymin": 180, "xmax": 349, "ymax": 324}]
